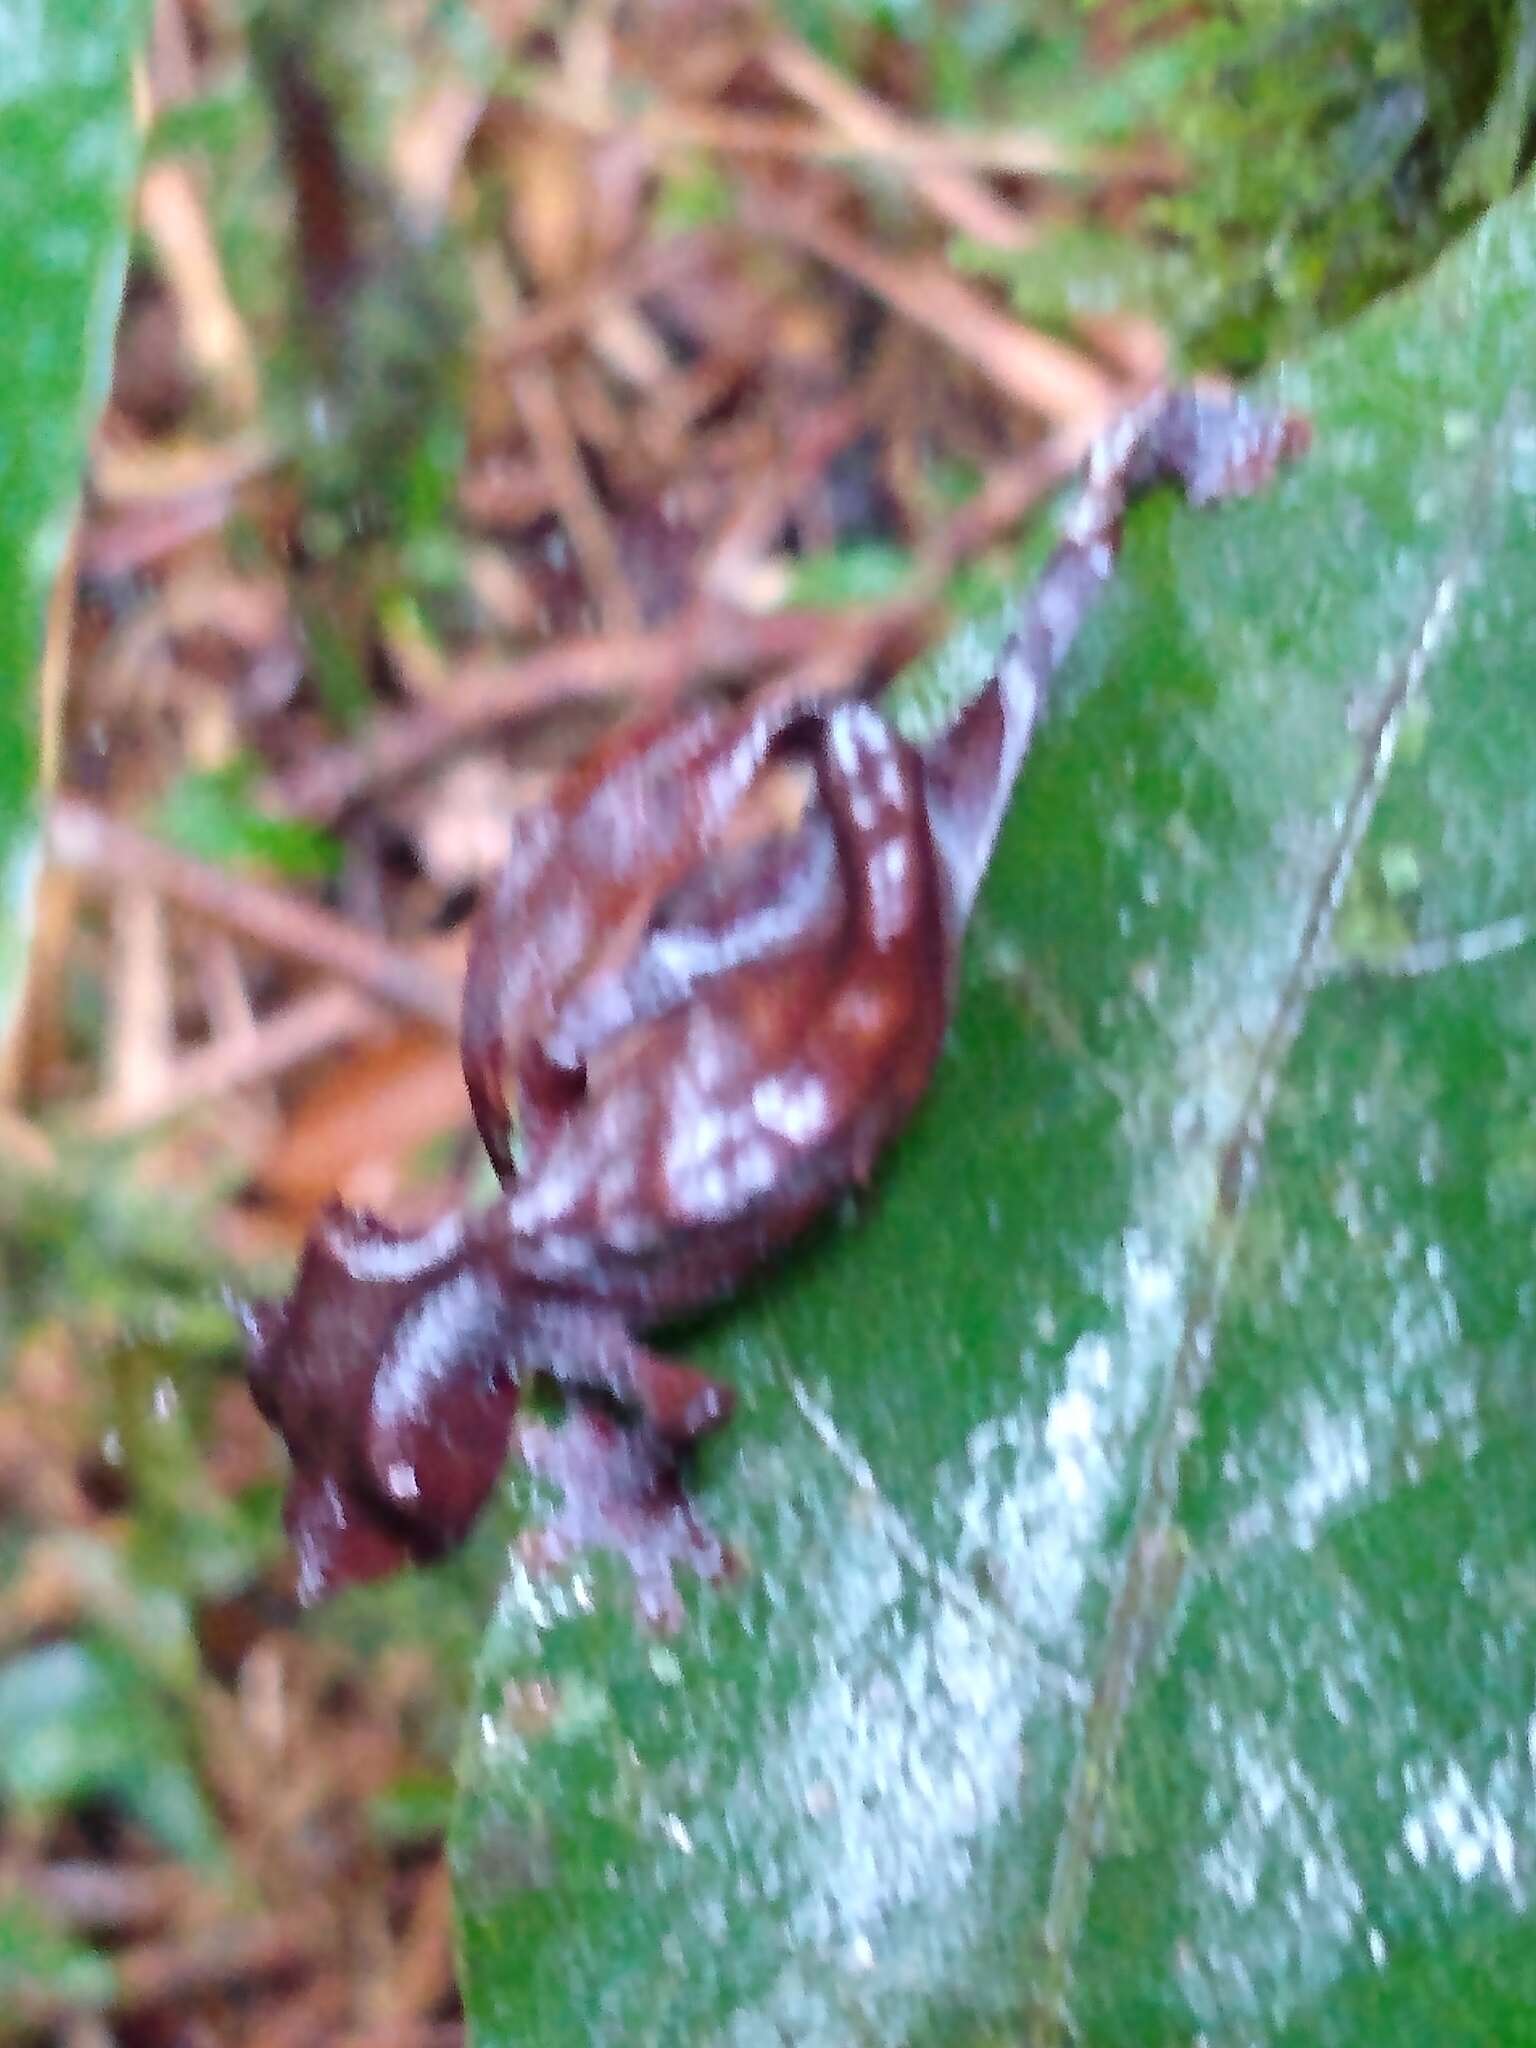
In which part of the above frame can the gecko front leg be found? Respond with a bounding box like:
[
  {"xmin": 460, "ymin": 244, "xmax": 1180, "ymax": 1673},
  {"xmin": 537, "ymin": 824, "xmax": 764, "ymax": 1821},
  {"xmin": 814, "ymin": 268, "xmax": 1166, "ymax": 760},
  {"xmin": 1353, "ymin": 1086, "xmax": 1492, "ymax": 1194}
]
[{"xmin": 514, "ymin": 1295, "xmax": 736, "ymax": 1444}]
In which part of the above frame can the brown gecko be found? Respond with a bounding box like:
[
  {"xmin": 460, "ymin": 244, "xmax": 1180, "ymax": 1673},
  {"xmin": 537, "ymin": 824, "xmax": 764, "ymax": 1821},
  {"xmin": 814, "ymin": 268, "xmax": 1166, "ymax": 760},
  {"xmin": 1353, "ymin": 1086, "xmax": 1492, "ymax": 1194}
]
[{"xmin": 241, "ymin": 388, "xmax": 1307, "ymax": 1611}]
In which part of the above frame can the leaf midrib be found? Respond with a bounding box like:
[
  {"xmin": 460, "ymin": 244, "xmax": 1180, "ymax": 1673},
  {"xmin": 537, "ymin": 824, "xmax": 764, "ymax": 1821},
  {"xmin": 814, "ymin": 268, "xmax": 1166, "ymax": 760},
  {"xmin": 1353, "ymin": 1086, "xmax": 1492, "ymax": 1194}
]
[{"xmin": 1028, "ymin": 548, "xmax": 1473, "ymax": 2043}]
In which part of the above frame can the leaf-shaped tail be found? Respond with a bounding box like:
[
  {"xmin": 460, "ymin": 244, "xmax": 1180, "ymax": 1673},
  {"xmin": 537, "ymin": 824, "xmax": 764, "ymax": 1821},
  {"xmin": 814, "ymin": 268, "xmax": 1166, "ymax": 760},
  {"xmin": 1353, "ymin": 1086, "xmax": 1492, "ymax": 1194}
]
[{"xmin": 926, "ymin": 386, "xmax": 1310, "ymax": 924}]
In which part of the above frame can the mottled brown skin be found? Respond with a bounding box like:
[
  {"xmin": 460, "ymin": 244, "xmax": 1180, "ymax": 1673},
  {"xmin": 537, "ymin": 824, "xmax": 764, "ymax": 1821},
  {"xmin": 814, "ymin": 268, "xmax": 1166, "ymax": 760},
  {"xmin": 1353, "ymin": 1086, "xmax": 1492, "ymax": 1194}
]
[{"xmin": 242, "ymin": 389, "xmax": 1308, "ymax": 1608}]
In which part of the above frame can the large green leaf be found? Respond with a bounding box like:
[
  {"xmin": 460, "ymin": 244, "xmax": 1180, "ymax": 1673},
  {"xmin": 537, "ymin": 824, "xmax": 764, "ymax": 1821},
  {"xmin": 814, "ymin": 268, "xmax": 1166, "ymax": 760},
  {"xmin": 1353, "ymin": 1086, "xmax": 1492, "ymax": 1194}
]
[
  {"xmin": 454, "ymin": 182, "xmax": 1536, "ymax": 2044},
  {"xmin": 0, "ymin": 0, "xmax": 145, "ymax": 1024}
]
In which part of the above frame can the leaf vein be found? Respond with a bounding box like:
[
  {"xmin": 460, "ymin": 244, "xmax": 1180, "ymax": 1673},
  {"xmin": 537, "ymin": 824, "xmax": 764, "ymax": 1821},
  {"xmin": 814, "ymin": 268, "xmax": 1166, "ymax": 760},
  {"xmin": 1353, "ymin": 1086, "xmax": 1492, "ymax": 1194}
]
[{"xmin": 1029, "ymin": 548, "xmax": 1472, "ymax": 2041}]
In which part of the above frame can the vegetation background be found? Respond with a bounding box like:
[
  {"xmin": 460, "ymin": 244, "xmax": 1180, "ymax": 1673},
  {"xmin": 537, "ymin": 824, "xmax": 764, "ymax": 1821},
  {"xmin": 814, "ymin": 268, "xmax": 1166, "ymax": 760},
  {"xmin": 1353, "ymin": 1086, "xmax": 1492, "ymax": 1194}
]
[{"xmin": 2, "ymin": 0, "xmax": 1534, "ymax": 2041}]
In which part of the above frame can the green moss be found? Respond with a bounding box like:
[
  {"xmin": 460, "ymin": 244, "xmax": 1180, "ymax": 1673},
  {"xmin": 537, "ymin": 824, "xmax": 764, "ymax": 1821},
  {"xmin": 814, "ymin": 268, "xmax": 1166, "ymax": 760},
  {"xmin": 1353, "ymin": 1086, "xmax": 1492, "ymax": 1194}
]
[{"xmin": 960, "ymin": 0, "xmax": 1536, "ymax": 370}]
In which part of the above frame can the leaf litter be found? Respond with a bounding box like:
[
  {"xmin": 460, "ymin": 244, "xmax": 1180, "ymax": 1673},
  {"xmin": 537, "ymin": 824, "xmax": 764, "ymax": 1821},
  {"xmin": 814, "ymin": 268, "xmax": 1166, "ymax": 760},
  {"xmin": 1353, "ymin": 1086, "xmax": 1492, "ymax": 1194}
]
[{"xmin": 0, "ymin": 1, "xmax": 1183, "ymax": 2038}]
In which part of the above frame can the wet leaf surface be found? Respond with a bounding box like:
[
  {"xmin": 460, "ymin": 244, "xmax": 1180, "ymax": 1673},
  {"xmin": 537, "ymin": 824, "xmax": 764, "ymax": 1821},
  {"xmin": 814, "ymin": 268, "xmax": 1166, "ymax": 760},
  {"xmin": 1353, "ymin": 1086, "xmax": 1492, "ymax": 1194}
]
[
  {"xmin": 452, "ymin": 181, "xmax": 1536, "ymax": 2046},
  {"xmin": 0, "ymin": 0, "xmax": 144, "ymax": 1022}
]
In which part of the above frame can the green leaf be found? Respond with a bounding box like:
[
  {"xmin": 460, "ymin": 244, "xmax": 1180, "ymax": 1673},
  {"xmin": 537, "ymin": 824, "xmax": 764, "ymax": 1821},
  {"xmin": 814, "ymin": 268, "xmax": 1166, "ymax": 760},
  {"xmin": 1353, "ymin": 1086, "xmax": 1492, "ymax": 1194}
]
[
  {"xmin": 0, "ymin": 0, "xmax": 147, "ymax": 1030},
  {"xmin": 0, "ymin": 1638, "xmax": 220, "ymax": 1866},
  {"xmin": 369, "ymin": 1769, "xmax": 456, "ymax": 1847},
  {"xmin": 784, "ymin": 541, "xmax": 916, "ymax": 610},
  {"xmin": 654, "ymin": 154, "xmax": 736, "ymax": 235},
  {"xmin": 155, "ymin": 759, "xmax": 343, "ymax": 879},
  {"xmin": 454, "ymin": 185, "xmax": 1536, "ymax": 2043},
  {"xmin": 0, "ymin": 1896, "xmax": 116, "ymax": 2023}
]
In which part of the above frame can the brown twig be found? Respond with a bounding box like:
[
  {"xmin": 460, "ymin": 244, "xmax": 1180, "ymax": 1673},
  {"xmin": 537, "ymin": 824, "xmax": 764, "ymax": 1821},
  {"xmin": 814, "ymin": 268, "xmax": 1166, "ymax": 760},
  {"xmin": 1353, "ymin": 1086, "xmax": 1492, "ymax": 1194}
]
[
  {"xmin": 137, "ymin": 161, "xmax": 262, "ymax": 418},
  {"xmin": 527, "ymin": 78, "xmax": 1132, "ymax": 180},
  {"xmin": 751, "ymin": 199, "xmax": 1120, "ymax": 424},
  {"xmin": 273, "ymin": 420, "xmax": 1100, "ymax": 827},
  {"xmin": 701, "ymin": 393, "xmax": 871, "ymax": 600},
  {"xmin": 488, "ymin": 231, "xmax": 719, "ymax": 368},
  {"xmin": 333, "ymin": 2030, "xmax": 463, "ymax": 2048},
  {"xmin": 136, "ymin": 0, "xmax": 261, "ymax": 418},
  {"xmin": 267, "ymin": 601, "xmax": 894, "ymax": 823},
  {"xmin": 762, "ymin": 36, "xmax": 1039, "ymax": 251},
  {"xmin": 508, "ymin": 361, "xmax": 640, "ymax": 630},
  {"xmin": 110, "ymin": 1912, "xmax": 322, "ymax": 2013},
  {"xmin": 0, "ymin": 1109, "xmax": 56, "ymax": 1174},
  {"xmin": 82, "ymin": 986, "xmax": 391, "ymax": 1138},
  {"xmin": 48, "ymin": 800, "xmax": 459, "ymax": 1030},
  {"xmin": 376, "ymin": 1858, "xmax": 457, "ymax": 2023},
  {"xmin": 7, "ymin": 1911, "xmax": 322, "ymax": 2028},
  {"xmin": 17, "ymin": 1859, "xmax": 195, "ymax": 1934},
  {"xmin": 104, "ymin": 882, "xmax": 175, "ymax": 1119},
  {"xmin": 928, "ymin": 423, "xmax": 1101, "ymax": 567},
  {"xmin": 90, "ymin": 430, "xmax": 274, "ymax": 505}
]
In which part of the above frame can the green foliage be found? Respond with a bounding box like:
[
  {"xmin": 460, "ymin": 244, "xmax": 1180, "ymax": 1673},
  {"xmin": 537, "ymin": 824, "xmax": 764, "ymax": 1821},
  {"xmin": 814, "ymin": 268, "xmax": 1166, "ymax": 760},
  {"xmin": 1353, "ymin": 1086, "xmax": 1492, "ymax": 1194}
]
[
  {"xmin": 708, "ymin": 1, "xmax": 1536, "ymax": 370},
  {"xmin": 784, "ymin": 539, "xmax": 917, "ymax": 607},
  {"xmin": 1438, "ymin": 0, "xmax": 1536, "ymax": 203},
  {"xmin": 779, "ymin": 1, "xmax": 1087, "ymax": 120},
  {"xmin": 654, "ymin": 155, "xmax": 738, "ymax": 236},
  {"xmin": 964, "ymin": 0, "xmax": 1536, "ymax": 370},
  {"xmin": 453, "ymin": 179, "xmax": 1536, "ymax": 2044},
  {"xmin": 369, "ymin": 1769, "xmax": 457, "ymax": 1847},
  {"xmin": 0, "ymin": 1161, "xmax": 277, "ymax": 1878},
  {"xmin": 0, "ymin": 1153, "xmax": 242, "ymax": 1360},
  {"xmin": 156, "ymin": 758, "xmax": 343, "ymax": 879},
  {"xmin": 244, "ymin": 0, "xmax": 472, "ymax": 590},
  {"xmin": 0, "ymin": 1153, "xmax": 484, "ymax": 1939},
  {"xmin": 0, "ymin": 1897, "xmax": 117, "ymax": 2025},
  {"xmin": 0, "ymin": 0, "xmax": 147, "ymax": 1030},
  {"xmin": 0, "ymin": 71, "xmax": 220, "ymax": 1972},
  {"xmin": 0, "ymin": 1638, "xmax": 219, "ymax": 1864}
]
